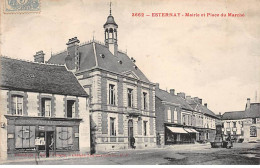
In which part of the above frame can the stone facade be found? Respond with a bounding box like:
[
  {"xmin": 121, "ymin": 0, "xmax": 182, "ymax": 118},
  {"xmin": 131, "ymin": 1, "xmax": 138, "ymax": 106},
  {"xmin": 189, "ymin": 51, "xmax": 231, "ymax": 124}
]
[{"xmin": 76, "ymin": 69, "xmax": 156, "ymax": 152}]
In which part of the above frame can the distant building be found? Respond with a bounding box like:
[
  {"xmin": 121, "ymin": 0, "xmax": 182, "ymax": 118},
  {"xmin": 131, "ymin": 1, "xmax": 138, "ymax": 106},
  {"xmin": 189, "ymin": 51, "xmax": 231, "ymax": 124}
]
[
  {"xmin": 155, "ymin": 85, "xmax": 219, "ymax": 145},
  {"xmin": 48, "ymin": 7, "xmax": 156, "ymax": 152},
  {"xmin": 222, "ymin": 98, "xmax": 260, "ymax": 142},
  {"xmin": 0, "ymin": 56, "xmax": 90, "ymax": 160}
]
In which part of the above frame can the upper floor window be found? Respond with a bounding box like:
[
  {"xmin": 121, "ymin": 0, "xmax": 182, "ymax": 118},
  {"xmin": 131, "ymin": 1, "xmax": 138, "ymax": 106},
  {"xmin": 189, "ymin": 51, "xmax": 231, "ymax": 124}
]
[
  {"xmin": 227, "ymin": 122, "xmax": 230, "ymax": 128},
  {"xmin": 110, "ymin": 117, "xmax": 116, "ymax": 136},
  {"xmin": 143, "ymin": 121, "xmax": 147, "ymax": 136},
  {"xmin": 174, "ymin": 109, "xmax": 178, "ymax": 123},
  {"xmin": 233, "ymin": 122, "xmax": 236, "ymax": 128},
  {"xmin": 241, "ymin": 121, "xmax": 244, "ymax": 127},
  {"xmin": 67, "ymin": 100, "xmax": 75, "ymax": 118},
  {"xmin": 127, "ymin": 88, "xmax": 133, "ymax": 107},
  {"xmin": 109, "ymin": 84, "xmax": 116, "ymax": 105},
  {"xmin": 11, "ymin": 95, "xmax": 23, "ymax": 115},
  {"xmin": 167, "ymin": 109, "xmax": 171, "ymax": 122},
  {"xmin": 143, "ymin": 92, "xmax": 147, "ymax": 110},
  {"xmin": 182, "ymin": 115, "xmax": 185, "ymax": 125},
  {"xmin": 252, "ymin": 118, "xmax": 256, "ymax": 124},
  {"xmin": 41, "ymin": 98, "xmax": 51, "ymax": 117}
]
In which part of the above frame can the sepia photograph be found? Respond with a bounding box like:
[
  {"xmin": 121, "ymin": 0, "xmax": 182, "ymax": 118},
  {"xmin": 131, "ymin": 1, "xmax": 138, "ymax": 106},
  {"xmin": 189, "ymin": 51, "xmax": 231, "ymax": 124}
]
[{"xmin": 0, "ymin": 0, "xmax": 259, "ymax": 165}]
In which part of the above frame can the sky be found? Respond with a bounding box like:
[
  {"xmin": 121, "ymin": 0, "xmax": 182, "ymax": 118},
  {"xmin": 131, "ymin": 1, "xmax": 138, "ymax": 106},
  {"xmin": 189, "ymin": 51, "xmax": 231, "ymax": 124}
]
[{"xmin": 1, "ymin": 0, "xmax": 260, "ymax": 114}]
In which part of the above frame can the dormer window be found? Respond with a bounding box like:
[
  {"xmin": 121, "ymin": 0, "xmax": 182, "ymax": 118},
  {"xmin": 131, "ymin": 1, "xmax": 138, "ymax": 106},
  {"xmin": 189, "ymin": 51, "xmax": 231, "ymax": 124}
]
[{"xmin": 11, "ymin": 95, "xmax": 23, "ymax": 116}]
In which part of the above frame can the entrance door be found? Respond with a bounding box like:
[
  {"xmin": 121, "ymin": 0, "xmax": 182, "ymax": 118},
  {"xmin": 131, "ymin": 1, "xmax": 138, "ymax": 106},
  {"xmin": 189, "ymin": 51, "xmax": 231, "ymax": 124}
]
[
  {"xmin": 45, "ymin": 131, "xmax": 54, "ymax": 158},
  {"xmin": 128, "ymin": 120, "xmax": 133, "ymax": 147}
]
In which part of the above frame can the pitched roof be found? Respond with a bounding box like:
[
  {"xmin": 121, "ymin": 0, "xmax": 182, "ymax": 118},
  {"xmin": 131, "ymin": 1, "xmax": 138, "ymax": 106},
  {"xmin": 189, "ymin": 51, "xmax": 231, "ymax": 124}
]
[
  {"xmin": 186, "ymin": 98, "xmax": 218, "ymax": 118},
  {"xmin": 245, "ymin": 103, "xmax": 260, "ymax": 118},
  {"xmin": 222, "ymin": 111, "xmax": 245, "ymax": 120},
  {"xmin": 0, "ymin": 56, "xmax": 88, "ymax": 97},
  {"xmin": 222, "ymin": 104, "xmax": 260, "ymax": 120},
  {"xmin": 48, "ymin": 41, "xmax": 150, "ymax": 83},
  {"xmin": 156, "ymin": 89, "xmax": 193, "ymax": 111}
]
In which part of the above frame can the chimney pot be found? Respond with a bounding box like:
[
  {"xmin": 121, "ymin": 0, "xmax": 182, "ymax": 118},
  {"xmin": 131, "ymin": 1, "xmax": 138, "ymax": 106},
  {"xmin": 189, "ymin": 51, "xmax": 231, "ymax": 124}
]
[
  {"xmin": 204, "ymin": 103, "xmax": 207, "ymax": 107},
  {"xmin": 199, "ymin": 98, "xmax": 202, "ymax": 104}
]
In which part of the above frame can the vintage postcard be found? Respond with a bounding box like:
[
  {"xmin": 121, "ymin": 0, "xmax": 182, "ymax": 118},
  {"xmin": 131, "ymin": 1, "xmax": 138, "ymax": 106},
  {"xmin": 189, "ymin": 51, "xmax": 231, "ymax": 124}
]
[{"xmin": 0, "ymin": 0, "xmax": 259, "ymax": 165}]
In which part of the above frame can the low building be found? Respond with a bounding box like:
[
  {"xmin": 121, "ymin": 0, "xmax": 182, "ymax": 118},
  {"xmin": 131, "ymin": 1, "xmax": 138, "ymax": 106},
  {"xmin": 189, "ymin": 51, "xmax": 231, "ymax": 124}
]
[
  {"xmin": 0, "ymin": 56, "xmax": 90, "ymax": 160},
  {"xmin": 222, "ymin": 98, "xmax": 260, "ymax": 142}
]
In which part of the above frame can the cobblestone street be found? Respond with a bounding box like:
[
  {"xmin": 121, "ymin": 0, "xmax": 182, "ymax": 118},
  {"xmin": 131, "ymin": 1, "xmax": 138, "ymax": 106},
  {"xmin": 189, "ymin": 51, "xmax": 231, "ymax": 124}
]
[{"xmin": 2, "ymin": 142, "xmax": 259, "ymax": 165}]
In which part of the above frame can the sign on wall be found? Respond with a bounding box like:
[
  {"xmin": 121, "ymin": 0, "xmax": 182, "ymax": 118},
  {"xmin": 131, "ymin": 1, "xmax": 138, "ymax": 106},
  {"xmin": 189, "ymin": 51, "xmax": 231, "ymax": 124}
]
[{"xmin": 35, "ymin": 137, "xmax": 45, "ymax": 146}]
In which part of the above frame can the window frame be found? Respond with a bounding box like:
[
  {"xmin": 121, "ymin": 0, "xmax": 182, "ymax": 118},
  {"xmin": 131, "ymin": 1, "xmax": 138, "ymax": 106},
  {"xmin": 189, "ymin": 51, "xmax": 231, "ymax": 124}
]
[
  {"xmin": 67, "ymin": 100, "xmax": 76, "ymax": 118},
  {"xmin": 110, "ymin": 117, "xmax": 116, "ymax": 136},
  {"xmin": 127, "ymin": 88, "xmax": 133, "ymax": 108},
  {"xmin": 109, "ymin": 84, "xmax": 116, "ymax": 105},
  {"xmin": 41, "ymin": 98, "xmax": 52, "ymax": 117},
  {"xmin": 142, "ymin": 92, "xmax": 147, "ymax": 110},
  {"xmin": 167, "ymin": 109, "xmax": 171, "ymax": 122},
  {"xmin": 143, "ymin": 121, "xmax": 147, "ymax": 136},
  {"xmin": 11, "ymin": 95, "xmax": 23, "ymax": 116}
]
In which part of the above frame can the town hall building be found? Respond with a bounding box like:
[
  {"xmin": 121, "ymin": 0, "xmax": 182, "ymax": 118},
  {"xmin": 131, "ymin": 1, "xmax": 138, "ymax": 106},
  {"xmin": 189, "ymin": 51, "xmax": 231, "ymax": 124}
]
[{"xmin": 48, "ymin": 7, "xmax": 157, "ymax": 152}]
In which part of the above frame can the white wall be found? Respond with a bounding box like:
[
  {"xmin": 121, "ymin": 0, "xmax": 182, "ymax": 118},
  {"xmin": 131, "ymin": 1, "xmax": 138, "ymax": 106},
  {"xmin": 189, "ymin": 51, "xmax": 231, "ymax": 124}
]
[
  {"xmin": 27, "ymin": 92, "xmax": 38, "ymax": 117},
  {"xmin": 78, "ymin": 97, "xmax": 90, "ymax": 153},
  {"xmin": 0, "ymin": 90, "xmax": 8, "ymax": 160}
]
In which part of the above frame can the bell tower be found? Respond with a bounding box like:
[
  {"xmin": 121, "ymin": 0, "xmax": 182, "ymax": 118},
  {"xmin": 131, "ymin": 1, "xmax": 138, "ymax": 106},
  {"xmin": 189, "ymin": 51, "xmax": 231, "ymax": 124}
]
[{"xmin": 104, "ymin": 2, "xmax": 118, "ymax": 56}]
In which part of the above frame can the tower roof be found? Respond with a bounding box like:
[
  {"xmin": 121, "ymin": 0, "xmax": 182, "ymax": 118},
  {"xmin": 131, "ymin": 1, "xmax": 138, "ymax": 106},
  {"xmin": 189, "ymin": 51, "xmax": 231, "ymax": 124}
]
[
  {"xmin": 103, "ymin": 2, "xmax": 118, "ymax": 28},
  {"xmin": 104, "ymin": 15, "xmax": 118, "ymax": 28}
]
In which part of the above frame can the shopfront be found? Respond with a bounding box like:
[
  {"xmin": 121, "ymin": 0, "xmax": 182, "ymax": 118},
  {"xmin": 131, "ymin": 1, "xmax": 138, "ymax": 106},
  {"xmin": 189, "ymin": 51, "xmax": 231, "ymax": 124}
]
[
  {"xmin": 165, "ymin": 126, "xmax": 199, "ymax": 144},
  {"xmin": 5, "ymin": 115, "xmax": 81, "ymax": 159}
]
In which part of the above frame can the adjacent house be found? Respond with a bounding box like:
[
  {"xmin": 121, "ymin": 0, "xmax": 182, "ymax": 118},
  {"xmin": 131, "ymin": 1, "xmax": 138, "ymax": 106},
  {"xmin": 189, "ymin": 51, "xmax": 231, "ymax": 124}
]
[
  {"xmin": 222, "ymin": 98, "xmax": 260, "ymax": 142},
  {"xmin": 155, "ymin": 86, "xmax": 198, "ymax": 145},
  {"xmin": 47, "ymin": 8, "xmax": 156, "ymax": 152},
  {"xmin": 185, "ymin": 96, "xmax": 219, "ymax": 142},
  {"xmin": 0, "ymin": 56, "xmax": 90, "ymax": 160}
]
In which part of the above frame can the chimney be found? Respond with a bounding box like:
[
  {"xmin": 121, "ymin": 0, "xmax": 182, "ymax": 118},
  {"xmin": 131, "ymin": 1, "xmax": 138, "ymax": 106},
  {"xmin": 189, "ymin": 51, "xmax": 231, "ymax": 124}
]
[
  {"xmin": 34, "ymin": 51, "xmax": 45, "ymax": 63},
  {"xmin": 193, "ymin": 97, "xmax": 199, "ymax": 103},
  {"xmin": 65, "ymin": 37, "xmax": 80, "ymax": 71},
  {"xmin": 155, "ymin": 83, "xmax": 159, "ymax": 90},
  {"xmin": 186, "ymin": 95, "xmax": 191, "ymax": 101},
  {"xmin": 170, "ymin": 89, "xmax": 175, "ymax": 96},
  {"xmin": 199, "ymin": 98, "xmax": 202, "ymax": 104},
  {"xmin": 177, "ymin": 92, "xmax": 185, "ymax": 99},
  {"xmin": 204, "ymin": 103, "xmax": 207, "ymax": 107},
  {"xmin": 246, "ymin": 98, "xmax": 251, "ymax": 109}
]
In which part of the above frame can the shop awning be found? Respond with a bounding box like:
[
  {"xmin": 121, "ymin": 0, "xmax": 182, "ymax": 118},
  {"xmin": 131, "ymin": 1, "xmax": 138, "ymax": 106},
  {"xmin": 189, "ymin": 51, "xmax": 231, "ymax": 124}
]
[
  {"xmin": 167, "ymin": 126, "xmax": 188, "ymax": 134},
  {"xmin": 184, "ymin": 128, "xmax": 193, "ymax": 133},
  {"xmin": 184, "ymin": 128, "xmax": 199, "ymax": 133},
  {"xmin": 190, "ymin": 128, "xmax": 199, "ymax": 133}
]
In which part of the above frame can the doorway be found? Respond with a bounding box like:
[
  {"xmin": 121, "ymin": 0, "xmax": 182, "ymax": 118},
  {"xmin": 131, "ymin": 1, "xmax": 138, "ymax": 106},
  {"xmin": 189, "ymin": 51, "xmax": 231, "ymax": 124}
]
[
  {"xmin": 128, "ymin": 120, "xmax": 133, "ymax": 147},
  {"xmin": 45, "ymin": 131, "xmax": 54, "ymax": 158}
]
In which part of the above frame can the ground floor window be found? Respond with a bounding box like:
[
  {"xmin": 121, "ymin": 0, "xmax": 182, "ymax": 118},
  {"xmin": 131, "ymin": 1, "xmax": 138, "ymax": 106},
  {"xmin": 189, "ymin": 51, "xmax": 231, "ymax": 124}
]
[
  {"xmin": 56, "ymin": 127, "xmax": 73, "ymax": 150},
  {"xmin": 15, "ymin": 126, "xmax": 35, "ymax": 149}
]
